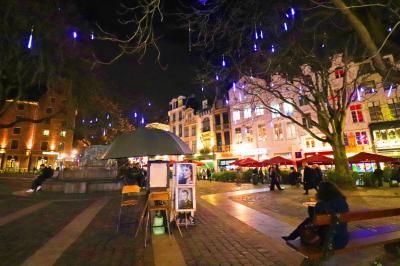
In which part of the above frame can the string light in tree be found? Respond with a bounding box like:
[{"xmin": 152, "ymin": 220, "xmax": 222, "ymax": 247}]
[
  {"xmin": 134, "ymin": 112, "xmax": 137, "ymax": 118},
  {"xmin": 283, "ymin": 22, "xmax": 288, "ymax": 32},
  {"xmin": 27, "ymin": 27, "xmax": 34, "ymax": 49},
  {"xmin": 233, "ymin": 82, "xmax": 236, "ymax": 92},
  {"xmin": 215, "ymin": 73, "xmax": 219, "ymax": 81},
  {"xmin": 91, "ymin": 32, "xmax": 95, "ymax": 40},
  {"xmin": 285, "ymin": 13, "xmax": 289, "ymax": 18},
  {"xmin": 148, "ymin": 102, "xmax": 152, "ymax": 107},
  {"xmin": 260, "ymin": 29, "xmax": 264, "ymax": 39},
  {"xmin": 201, "ymin": 79, "xmax": 204, "ymax": 92},
  {"xmin": 221, "ymin": 54, "xmax": 226, "ymax": 67},
  {"xmin": 387, "ymin": 84, "xmax": 394, "ymax": 97},
  {"xmin": 357, "ymin": 88, "xmax": 362, "ymax": 101},
  {"xmin": 108, "ymin": 123, "xmax": 112, "ymax": 127},
  {"xmin": 388, "ymin": 27, "xmax": 392, "ymax": 32},
  {"xmin": 271, "ymin": 44, "xmax": 275, "ymax": 53},
  {"xmin": 253, "ymin": 43, "xmax": 258, "ymax": 52},
  {"xmin": 72, "ymin": 31, "xmax": 78, "ymax": 39},
  {"xmin": 254, "ymin": 24, "xmax": 259, "ymax": 40},
  {"xmin": 141, "ymin": 117, "xmax": 145, "ymax": 125},
  {"xmin": 290, "ymin": 7, "xmax": 295, "ymax": 17},
  {"xmin": 188, "ymin": 21, "xmax": 192, "ymax": 52}
]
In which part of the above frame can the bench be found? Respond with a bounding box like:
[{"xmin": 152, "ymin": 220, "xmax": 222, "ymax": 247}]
[{"xmin": 286, "ymin": 208, "xmax": 400, "ymax": 262}]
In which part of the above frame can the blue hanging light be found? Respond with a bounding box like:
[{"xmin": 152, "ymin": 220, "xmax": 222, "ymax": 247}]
[
  {"xmin": 271, "ymin": 44, "xmax": 275, "ymax": 53},
  {"xmin": 72, "ymin": 31, "xmax": 78, "ymax": 39},
  {"xmin": 388, "ymin": 27, "xmax": 392, "ymax": 32},
  {"xmin": 141, "ymin": 117, "xmax": 145, "ymax": 125},
  {"xmin": 387, "ymin": 84, "xmax": 394, "ymax": 97},
  {"xmin": 357, "ymin": 88, "xmax": 361, "ymax": 101},
  {"xmin": 233, "ymin": 82, "xmax": 236, "ymax": 92},
  {"xmin": 290, "ymin": 7, "xmax": 295, "ymax": 17},
  {"xmin": 91, "ymin": 32, "xmax": 95, "ymax": 40},
  {"xmin": 253, "ymin": 43, "xmax": 258, "ymax": 52},
  {"xmin": 260, "ymin": 30, "xmax": 264, "ymax": 39},
  {"xmin": 148, "ymin": 102, "xmax": 151, "ymax": 107},
  {"xmin": 283, "ymin": 22, "xmax": 288, "ymax": 31},
  {"xmin": 254, "ymin": 24, "xmax": 259, "ymax": 40},
  {"xmin": 134, "ymin": 112, "xmax": 137, "ymax": 118},
  {"xmin": 222, "ymin": 55, "xmax": 226, "ymax": 67},
  {"xmin": 215, "ymin": 74, "xmax": 219, "ymax": 81},
  {"xmin": 27, "ymin": 27, "xmax": 34, "ymax": 49},
  {"xmin": 285, "ymin": 13, "xmax": 289, "ymax": 18}
]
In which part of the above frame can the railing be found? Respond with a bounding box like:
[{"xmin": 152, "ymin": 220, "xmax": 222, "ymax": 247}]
[{"xmin": 213, "ymin": 145, "xmax": 231, "ymax": 153}]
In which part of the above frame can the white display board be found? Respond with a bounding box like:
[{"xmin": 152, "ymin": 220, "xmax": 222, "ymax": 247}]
[{"xmin": 148, "ymin": 161, "xmax": 169, "ymax": 189}]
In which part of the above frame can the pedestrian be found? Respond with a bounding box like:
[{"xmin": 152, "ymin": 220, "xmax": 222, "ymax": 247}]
[
  {"xmin": 282, "ymin": 181, "xmax": 349, "ymax": 250},
  {"xmin": 206, "ymin": 168, "xmax": 212, "ymax": 182},
  {"xmin": 270, "ymin": 164, "xmax": 283, "ymax": 191},
  {"xmin": 313, "ymin": 164, "xmax": 323, "ymax": 188},
  {"xmin": 288, "ymin": 167, "xmax": 301, "ymax": 186},
  {"xmin": 26, "ymin": 164, "xmax": 53, "ymax": 192},
  {"xmin": 373, "ymin": 165, "xmax": 384, "ymax": 187},
  {"xmin": 259, "ymin": 168, "xmax": 265, "ymax": 184},
  {"xmin": 302, "ymin": 162, "xmax": 316, "ymax": 195}
]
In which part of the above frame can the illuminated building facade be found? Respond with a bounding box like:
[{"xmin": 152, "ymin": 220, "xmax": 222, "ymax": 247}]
[{"xmin": 0, "ymin": 79, "xmax": 75, "ymax": 171}]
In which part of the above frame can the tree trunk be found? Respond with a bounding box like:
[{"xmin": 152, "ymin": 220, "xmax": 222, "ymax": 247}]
[{"xmin": 331, "ymin": 134, "xmax": 351, "ymax": 185}]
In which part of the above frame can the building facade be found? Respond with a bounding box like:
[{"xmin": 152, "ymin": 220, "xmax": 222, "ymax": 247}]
[{"xmin": 0, "ymin": 79, "xmax": 75, "ymax": 171}]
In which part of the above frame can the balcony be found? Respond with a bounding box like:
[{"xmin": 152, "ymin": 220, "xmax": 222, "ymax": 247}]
[{"xmin": 213, "ymin": 145, "xmax": 231, "ymax": 153}]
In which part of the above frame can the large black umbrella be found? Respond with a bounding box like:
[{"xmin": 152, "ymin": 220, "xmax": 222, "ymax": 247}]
[{"xmin": 101, "ymin": 128, "xmax": 193, "ymax": 159}]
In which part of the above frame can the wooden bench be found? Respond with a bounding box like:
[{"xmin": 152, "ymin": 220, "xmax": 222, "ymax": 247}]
[{"xmin": 286, "ymin": 208, "xmax": 400, "ymax": 262}]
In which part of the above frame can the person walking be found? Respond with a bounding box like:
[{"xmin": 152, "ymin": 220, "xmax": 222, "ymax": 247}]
[
  {"xmin": 302, "ymin": 162, "xmax": 316, "ymax": 195},
  {"xmin": 313, "ymin": 164, "xmax": 323, "ymax": 188},
  {"xmin": 270, "ymin": 164, "xmax": 283, "ymax": 191},
  {"xmin": 373, "ymin": 165, "xmax": 384, "ymax": 187}
]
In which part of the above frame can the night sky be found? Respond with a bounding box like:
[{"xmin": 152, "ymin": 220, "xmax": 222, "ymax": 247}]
[{"xmin": 75, "ymin": 1, "xmax": 201, "ymax": 123}]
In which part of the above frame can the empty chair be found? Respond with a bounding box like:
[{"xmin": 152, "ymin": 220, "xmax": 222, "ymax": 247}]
[{"xmin": 117, "ymin": 185, "xmax": 141, "ymax": 232}]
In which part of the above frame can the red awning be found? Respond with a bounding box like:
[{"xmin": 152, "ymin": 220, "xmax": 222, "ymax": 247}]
[
  {"xmin": 231, "ymin": 158, "xmax": 261, "ymax": 167},
  {"xmin": 298, "ymin": 154, "xmax": 335, "ymax": 165},
  {"xmin": 348, "ymin": 152, "xmax": 398, "ymax": 164},
  {"xmin": 261, "ymin": 156, "xmax": 294, "ymax": 166}
]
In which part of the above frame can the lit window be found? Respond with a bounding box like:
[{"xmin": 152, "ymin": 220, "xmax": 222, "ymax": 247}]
[
  {"xmin": 355, "ymin": 131, "xmax": 369, "ymax": 145},
  {"xmin": 235, "ymin": 128, "xmax": 242, "ymax": 144},
  {"xmin": 244, "ymin": 106, "xmax": 252, "ymax": 119},
  {"xmin": 60, "ymin": 131, "xmax": 66, "ymax": 137},
  {"xmin": 283, "ymin": 103, "xmax": 294, "ymax": 116},
  {"xmin": 40, "ymin": 141, "xmax": 48, "ymax": 151},
  {"xmin": 287, "ymin": 122, "xmax": 297, "ymax": 139},
  {"xmin": 245, "ymin": 126, "xmax": 253, "ymax": 142},
  {"xmin": 233, "ymin": 110, "xmax": 241, "ymax": 121},
  {"xmin": 273, "ymin": 123, "xmax": 283, "ymax": 140},
  {"xmin": 271, "ymin": 103, "xmax": 280, "ymax": 118},
  {"xmin": 257, "ymin": 124, "xmax": 266, "ymax": 142},
  {"xmin": 58, "ymin": 142, "xmax": 64, "ymax": 151},
  {"xmin": 255, "ymin": 106, "xmax": 264, "ymax": 116},
  {"xmin": 43, "ymin": 130, "xmax": 50, "ymax": 136},
  {"xmin": 350, "ymin": 104, "xmax": 364, "ymax": 123},
  {"xmin": 302, "ymin": 114, "xmax": 313, "ymax": 128}
]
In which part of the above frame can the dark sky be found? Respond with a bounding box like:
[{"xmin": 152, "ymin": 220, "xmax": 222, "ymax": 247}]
[{"xmin": 75, "ymin": 1, "xmax": 201, "ymax": 123}]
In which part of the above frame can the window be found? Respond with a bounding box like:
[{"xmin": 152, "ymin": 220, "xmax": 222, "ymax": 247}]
[
  {"xmin": 299, "ymin": 96, "xmax": 309, "ymax": 106},
  {"xmin": 215, "ymin": 114, "xmax": 221, "ymax": 126},
  {"xmin": 287, "ymin": 122, "xmax": 297, "ymax": 139},
  {"xmin": 191, "ymin": 126, "xmax": 196, "ymax": 136},
  {"xmin": 255, "ymin": 105, "xmax": 264, "ymax": 116},
  {"xmin": 46, "ymin": 108, "xmax": 52, "ymax": 114},
  {"xmin": 244, "ymin": 106, "xmax": 252, "ymax": 119},
  {"xmin": 191, "ymin": 141, "xmax": 196, "ymax": 152},
  {"xmin": 257, "ymin": 124, "xmax": 266, "ymax": 142},
  {"xmin": 302, "ymin": 114, "xmax": 313, "ymax": 128},
  {"xmin": 235, "ymin": 128, "xmax": 242, "ymax": 144},
  {"xmin": 184, "ymin": 127, "xmax": 189, "ymax": 137},
  {"xmin": 202, "ymin": 118, "xmax": 210, "ymax": 132},
  {"xmin": 355, "ymin": 131, "xmax": 369, "ymax": 145},
  {"xmin": 40, "ymin": 141, "xmax": 48, "ymax": 151},
  {"xmin": 172, "ymin": 114, "xmax": 176, "ymax": 122},
  {"xmin": 273, "ymin": 123, "xmax": 283, "ymax": 140},
  {"xmin": 224, "ymin": 131, "xmax": 230, "ymax": 145},
  {"xmin": 11, "ymin": 140, "xmax": 19, "ymax": 150},
  {"xmin": 12, "ymin": 127, "xmax": 21, "ymax": 135},
  {"xmin": 334, "ymin": 67, "xmax": 345, "ymax": 78},
  {"xmin": 245, "ymin": 126, "xmax": 253, "ymax": 142},
  {"xmin": 202, "ymin": 99, "xmax": 208, "ymax": 109},
  {"xmin": 60, "ymin": 131, "xmax": 66, "ymax": 137},
  {"xmin": 388, "ymin": 98, "xmax": 400, "ymax": 119},
  {"xmin": 179, "ymin": 112, "xmax": 183, "ymax": 121},
  {"xmin": 172, "ymin": 126, "xmax": 176, "ymax": 135},
  {"xmin": 51, "ymin": 97, "xmax": 56, "ymax": 104},
  {"xmin": 271, "ymin": 104, "xmax": 280, "ymax": 118},
  {"xmin": 58, "ymin": 142, "xmax": 64, "ymax": 151},
  {"xmin": 216, "ymin": 133, "xmax": 222, "ymax": 146},
  {"xmin": 350, "ymin": 104, "xmax": 364, "ymax": 123},
  {"xmin": 233, "ymin": 110, "xmax": 241, "ymax": 121},
  {"xmin": 42, "ymin": 130, "xmax": 50, "ymax": 136},
  {"xmin": 368, "ymin": 102, "xmax": 383, "ymax": 122},
  {"xmin": 179, "ymin": 124, "xmax": 182, "ymax": 137},
  {"xmin": 306, "ymin": 139, "xmax": 316, "ymax": 148},
  {"xmin": 343, "ymin": 133, "xmax": 349, "ymax": 146},
  {"xmin": 283, "ymin": 103, "xmax": 294, "ymax": 116},
  {"xmin": 17, "ymin": 104, "xmax": 25, "ymax": 111},
  {"xmin": 222, "ymin": 112, "xmax": 229, "ymax": 124}
]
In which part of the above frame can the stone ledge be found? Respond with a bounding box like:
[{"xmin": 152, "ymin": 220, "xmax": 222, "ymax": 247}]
[{"xmin": 43, "ymin": 179, "xmax": 123, "ymax": 194}]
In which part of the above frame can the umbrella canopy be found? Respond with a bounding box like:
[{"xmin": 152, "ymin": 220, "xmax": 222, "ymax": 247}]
[
  {"xmin": 101, "ymin": 128, "xmax": 193, "ymax": 159},
  {"xmin": 230, "ymin": 158, "xmax": 246, "ymax": 166},
  {"xmin": 261, "ymin": 156, "xmax": 294, "ymax": 166},
  {"xmin": 234, "ymin": 158, "xmax": 261, "ymax": 167},
  {"xmin": 180, "ymin": 159, "xmax": 205, "ymax": 166},
  {"xmin": 299, "ymin": 154, "xmax": 335, "ymax": 165},
  {"xmin": 348, "ymin": 152, "xmax": 398, "ymax": 164}
]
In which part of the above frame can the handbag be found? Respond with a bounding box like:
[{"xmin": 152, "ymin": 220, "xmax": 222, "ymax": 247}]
[{"xmin": 300, "ymin": 223, "xmax": 322, "ymax": 246}]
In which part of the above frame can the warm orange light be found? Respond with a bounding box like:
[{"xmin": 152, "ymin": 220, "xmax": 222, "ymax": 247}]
[
  {"xmin": 26, "ymin": 138, "xmax": 33, "ymax": 150},
  {"xmin": 50, "ymin": 143, "xmax": 55, "ymax": 151}
]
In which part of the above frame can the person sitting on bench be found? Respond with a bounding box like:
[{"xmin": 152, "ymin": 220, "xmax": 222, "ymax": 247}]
[
  {"xmin": 26, "ymin": 164, "xmax": 53, "ymax": 192},
  {"xmin": 282, "ymin": 181, "xmax": 349, "ymax": 249}
]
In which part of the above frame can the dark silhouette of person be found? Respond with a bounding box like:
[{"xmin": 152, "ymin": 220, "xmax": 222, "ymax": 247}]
[
  {"xmin": 289, "ymin": 167, "xmax": 301, "ymax": 185},
  {"xmin": 373, "ymin": 165, "xmax": 384, "ymax": 187},
  {"xmin": 313, "ymin": 164, "xmax": 323, "ymax": 188},
  {"xmin": 302, "ymin": 162, "xmax": 316, "ymax": 195},
  {"xmin": 282, "ymin": 181, "xmax": 349, "ymax": 250},
  {"xmin": 27, "ymin": 164, "xmax": 53, "ymax": 192},
  {"xmin": 269, "ymin": 164, "xmax": 283, "ymax": 191}
]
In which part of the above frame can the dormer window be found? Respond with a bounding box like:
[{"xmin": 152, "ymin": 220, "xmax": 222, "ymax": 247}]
[{"xmin": 202, "ymin": 99, "xmax": 208, "ymax": 109}]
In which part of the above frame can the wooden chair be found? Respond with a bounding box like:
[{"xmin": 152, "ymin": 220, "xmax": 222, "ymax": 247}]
[
  {"xmin": 144, "ymin": 191, "xmax": 172, "ymax": 247},
  {"xmin": 117, "ymin": 185, "xmax": 141, "ymax": 232}
]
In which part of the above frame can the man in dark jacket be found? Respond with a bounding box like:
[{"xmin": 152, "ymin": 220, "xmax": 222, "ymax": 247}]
[
  {"xmin": 373, "ymin": 165, "xmax": 384, "ymax": 187},
  {"xmin": 26, "ymin": 164, "xmax": 53, "ymax": 192},
  {"xmin": 302, "ymin": 162, "xmax": 316, "ymax": 195},
  {"xmin": 313, "ymin": 164, "xmax": 323, "ymax": 188}
]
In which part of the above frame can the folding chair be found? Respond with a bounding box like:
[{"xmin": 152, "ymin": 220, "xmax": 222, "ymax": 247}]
[
  {"xmin": 117, "ymin": 185, "xmax": 141, "ymax": 232},
  {"xmin": 144, "ymin": 191, "xmax": 173, "ymax": 247}
]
